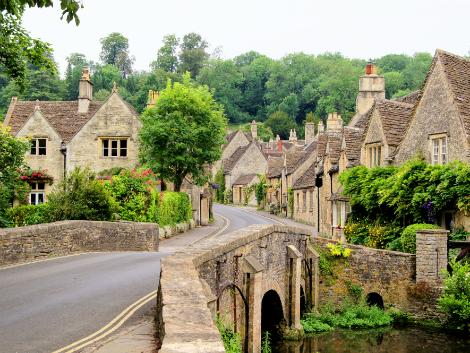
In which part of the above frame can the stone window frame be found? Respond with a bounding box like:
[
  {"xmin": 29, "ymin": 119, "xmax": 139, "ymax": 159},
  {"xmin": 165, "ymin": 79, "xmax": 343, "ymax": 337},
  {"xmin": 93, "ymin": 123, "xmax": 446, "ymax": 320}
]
[
  {"xmin": 30, "ymin": 181, "xmax": 46, "ymax": 205},
  {"xmin": 366, "ymin": 142, "xmax": 382, "ymax": 168},
  {"xmin": 309, "ymin": 189, "xmax": 314, "ymax": 211},
  {"xmin": 429, "ymin": 132, "xmax": 448, "ymax": 165},
  {"xmin": 101, "ymin": 137, "xmax": 129, "ymax": 158},
  {"xmin": 332, "ymin": 201, "xmax": 350, "ymax": 228},
  {"xmin": 30, "ymin": 137, "xmax": 47, "ymax": 156},
  {"xmin": 302, "ymin": 191, "xmax": 307, "ymax": 212}
]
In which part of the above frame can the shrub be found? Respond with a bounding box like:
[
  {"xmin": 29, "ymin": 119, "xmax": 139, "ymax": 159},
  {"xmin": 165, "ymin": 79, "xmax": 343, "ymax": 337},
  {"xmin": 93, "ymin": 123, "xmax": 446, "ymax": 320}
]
[
  {"xmin": 157, "ymin": 191, "xmax": 192, "ymax": 226},
  {"xmin": 46, "ymin": 168, "xmax": 116, "ymax": 222},
  {"xmin": 449, "ymin": 227, "xmax": 470, "ymax": 241},
  {"xmin": 300, "ymin": 315, "xmax": 333, "ymax": 333},
  {"xmin": 438, "ymin": 260, "xmax": 470, "ymax": 329},
  {"xmin": 104, "ymin": 168, "xmax": 159, "ymax": 222},
  {"xmin": 366, "ymin": 224, "xmax": 402, "ymax": 249},
  {"xmin": 214, "ymin": 168, "xmax": 225, "ymax": 203},
  {"xmin": 344, "ymin": 221, "xmax": 369, "ymax": 245},
  {"xmin": 327, "ymin": 243, "xmax": 351, "ymax": 258},
  {"xmin": 7, "ymin": 203, "xmax": 50, "ymax": 226},
  {"xmin": 400, "ymin": 223, "xmax": 440, "ymax": 253}
]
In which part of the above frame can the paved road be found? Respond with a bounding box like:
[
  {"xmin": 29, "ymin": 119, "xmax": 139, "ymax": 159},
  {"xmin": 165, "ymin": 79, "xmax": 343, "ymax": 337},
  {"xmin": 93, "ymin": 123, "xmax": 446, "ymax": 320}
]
[{"xmin": 0, "ymin": 205, "xmax": 277, "ymax": 353}]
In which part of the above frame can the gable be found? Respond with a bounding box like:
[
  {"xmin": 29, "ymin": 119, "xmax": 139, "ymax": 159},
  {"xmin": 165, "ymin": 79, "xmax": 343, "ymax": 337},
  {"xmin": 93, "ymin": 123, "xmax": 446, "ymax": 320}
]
[
  {"xmin": 394, "ymin": 59, "xmax": 469, "ymax": 164},
  {"xmin": 363, "ymin": 109, "xmax": 386, "ymax": 145},
  {"xmin": 222, "ymin": 130, "xmax": 250, "ymax": 160},
  {"xmin": 16, "ymin": 108, "xmax": 61, "ymax": 141}
]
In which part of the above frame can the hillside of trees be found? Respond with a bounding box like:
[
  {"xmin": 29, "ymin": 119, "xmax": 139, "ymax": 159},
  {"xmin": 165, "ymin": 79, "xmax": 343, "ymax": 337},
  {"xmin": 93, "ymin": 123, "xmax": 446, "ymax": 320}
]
[{"xmin": 0, "ymin": 32, "xmax": 433, "ymax": 136}]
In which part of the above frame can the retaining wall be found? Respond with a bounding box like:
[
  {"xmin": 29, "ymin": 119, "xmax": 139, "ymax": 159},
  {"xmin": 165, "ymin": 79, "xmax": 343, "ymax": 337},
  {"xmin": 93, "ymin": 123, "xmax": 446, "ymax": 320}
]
[{"xmin": 0, "ymin": 220, "xmax": 159, "ymax": 266}]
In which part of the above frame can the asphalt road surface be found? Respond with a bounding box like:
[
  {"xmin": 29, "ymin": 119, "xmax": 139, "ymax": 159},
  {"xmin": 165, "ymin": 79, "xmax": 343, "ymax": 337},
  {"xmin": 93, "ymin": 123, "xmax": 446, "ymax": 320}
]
[{"xmin": 0, "ymin": 204, "xmax": 277, "ymax": 353}]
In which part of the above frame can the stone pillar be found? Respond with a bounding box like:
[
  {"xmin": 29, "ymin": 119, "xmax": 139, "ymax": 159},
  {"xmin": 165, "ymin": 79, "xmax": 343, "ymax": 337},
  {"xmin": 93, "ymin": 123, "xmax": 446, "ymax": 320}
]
[
  {"xmin": 305, "ymin": 122, "xmax": 315, "ymax": 145},
  {"xmin": 416, "ymin": 229, "xmax": 449, "ymax": 284},
  {"xmin": 200, "ymin": 194, "xmax": 209, "ymax": 226},
  {"xmin": 243, "ymin": 255, "xmax": 264, "ymax": 353},
  {"xmin": 287, "ymin": 245, "xmax": 302, "ymax": 330},
  {"xmin": 306, "ymin": 246, "xmax": 320, "ymax": 312}
]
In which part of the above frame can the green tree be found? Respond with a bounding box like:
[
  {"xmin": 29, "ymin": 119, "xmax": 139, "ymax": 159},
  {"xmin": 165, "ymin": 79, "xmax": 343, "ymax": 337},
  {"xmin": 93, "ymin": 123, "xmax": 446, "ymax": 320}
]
[
  {"xmin": 152, "ymin": 34, "xmax": 179, "ymax": 72},
  {"xmin": 0, "ymin": 126, "xmax": 29, "ymax": 226},
  {"xmin": 139, "ymin": 74, "xmax": 227, "ymax": 191},
  {"xmin": 383, "ymin": 71, "xmax": 405, "ymax": 99},
  {"xmin": 99, "ymin": 32, "xmax": 134, "ymax": 78},
  {"xmin": 178, "ymin": 33, "xmax": 209, "ymax": 77},
  {"xmin": 64, "ymin": 53, "xmax": 88, "ymax": 100},
  {"xmin": 264, "ymin": 111, "xmax": 296, "ymax": 140},
  {"xmin": 1, "ymin": 0, "xmax": 82, "ymax": 24}
]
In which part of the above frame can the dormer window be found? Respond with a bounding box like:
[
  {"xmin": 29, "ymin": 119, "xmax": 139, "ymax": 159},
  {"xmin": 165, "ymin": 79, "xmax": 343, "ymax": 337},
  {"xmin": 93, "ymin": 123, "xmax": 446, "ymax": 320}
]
[
  {"xmin": 102, "ymin": 138, "xmax": 128, "ymax": 158},
  {"xmin": 431, "ymin": 134, "xmax": 447, "ymax": 165},
  {"xmin": 31, "ymin": 138, "xmax": 47, "ymax": 155},
  {"xmin": 367, "ymin": 143, "xmax": 382, "ymax": 167}
]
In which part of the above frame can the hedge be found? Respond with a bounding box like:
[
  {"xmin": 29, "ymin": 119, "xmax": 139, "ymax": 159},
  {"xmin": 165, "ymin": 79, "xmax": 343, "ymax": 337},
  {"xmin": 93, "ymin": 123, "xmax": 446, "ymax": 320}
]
[
  {"xmin": 8, "ymin": 204, "xmax": 50, "ymax": 227},
  {"xmin": 157, "ymin": 191, "xmax": 192, "ymax": 226}
]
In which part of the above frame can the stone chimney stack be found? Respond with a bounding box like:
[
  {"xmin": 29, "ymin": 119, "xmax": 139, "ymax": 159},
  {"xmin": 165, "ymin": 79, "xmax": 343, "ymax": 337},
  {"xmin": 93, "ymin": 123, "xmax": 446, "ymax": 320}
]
[
  {"xmin": 250, "ymin": 120, "xmax": 258, "ymax": 139},
  {"xmin": 289, "ymin": 129, "xmax": 297, "ymax": 142},
  {"xmin": 305, "ymin": 121, "xmax": 315, "ymax": 145},
  {"xmin": 78, "ymin": 67, "xmax": 93, "ymax": 114},
  {"xmin": 326, "ymin": 112, "xmax": 343, "ymax": 131},
  {"xmin": 147, "ymin": 90, "xmax": 160, "ymax": 109},
  {"xmin": 276, "ymin": 135, "xmax": 282, "ymax": 152},
  {"xmin": 317, "ymin": 122, "xmax": 325, "ymax": 136},
  {"xmin": 356, "ymin": 61, "xmax": 385, "ymax": 115}
]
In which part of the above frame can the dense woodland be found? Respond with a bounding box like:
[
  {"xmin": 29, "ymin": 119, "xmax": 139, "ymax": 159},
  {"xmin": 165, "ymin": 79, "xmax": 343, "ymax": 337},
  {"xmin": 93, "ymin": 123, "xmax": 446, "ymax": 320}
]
[{"xmin": 0, "ymin": 32, "xmax": 433, "ymax": 138}]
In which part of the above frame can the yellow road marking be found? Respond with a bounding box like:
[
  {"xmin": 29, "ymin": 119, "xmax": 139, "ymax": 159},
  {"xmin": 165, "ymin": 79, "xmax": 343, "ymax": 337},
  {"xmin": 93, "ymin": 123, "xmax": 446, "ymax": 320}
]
[
  {"xmin": 190, "ymin": 212, "xmax": 230, "ymax": 244},
  {"xmin": 52, "ymin": 289, "xmax": 158, "ymax": 353}
]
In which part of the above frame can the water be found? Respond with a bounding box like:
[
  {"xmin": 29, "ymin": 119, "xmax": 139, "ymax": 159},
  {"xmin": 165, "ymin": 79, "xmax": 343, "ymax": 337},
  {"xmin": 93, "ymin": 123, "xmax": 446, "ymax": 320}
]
[{"xmin": 273, "ymin": 327, "xmax": 470, "ymax": 353}]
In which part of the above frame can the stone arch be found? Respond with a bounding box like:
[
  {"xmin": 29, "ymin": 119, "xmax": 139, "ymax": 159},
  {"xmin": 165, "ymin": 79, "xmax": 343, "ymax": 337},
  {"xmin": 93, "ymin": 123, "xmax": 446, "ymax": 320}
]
[
  {"xmin": 261, "ymin": 289, "xmax": 285, "ymax": 341},
  {"xmin": 366, "ymin": 292, "xmax": 384, "ymax": 309}
]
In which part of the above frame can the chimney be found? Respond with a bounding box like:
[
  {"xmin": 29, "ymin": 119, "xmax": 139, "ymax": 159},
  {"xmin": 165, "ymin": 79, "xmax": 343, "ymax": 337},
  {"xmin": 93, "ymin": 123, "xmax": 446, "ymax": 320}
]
[
  {"xmin": 250, "ymin": 120, "xmax": 257, "ymax": 139},
  {"xmin": 277, "ymin": 137, "xmax": 282, "ymax": 152},
  {"xmin": 147, "ymin": 90, "xmax": 160, "ymax": 109},
  {"xmin": 289, "ymin": 129, "xmax": 297, "ymax": 142},
  {"xmin": 356, "ymin": 61, "xmax": 385, "ymax": 115},
  {"xmin": 305, "ymin": 121, "xmax": 315, "ymax": 145},
  {"xmin": 78, "ymin": 67, "xmax": 93, "ymax": 114},
  {"xmin": 326, "ymin": 112, "xmax": 343, "ymax": 131},
  {"xmin": 317, "ymin": 121, "xmax": 325, "ymax": 136}
]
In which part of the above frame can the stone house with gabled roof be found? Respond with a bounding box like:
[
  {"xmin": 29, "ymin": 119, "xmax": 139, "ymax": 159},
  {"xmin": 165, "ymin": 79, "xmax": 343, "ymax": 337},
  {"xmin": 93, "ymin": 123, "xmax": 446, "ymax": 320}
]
[
  {"xmin": 3, "ymin": 68, "xmax": 141, "ymax": 204},
  {"xmin": 394, "ymin": 50, "xmax": 470, "ymax": 166},
  {"xmin": 222, "ymin": 141, "xmax": 267, "ymax": 203},
  {"xmin": 359, "ymin": 99, "xmax": 415, "ymax": 167}
]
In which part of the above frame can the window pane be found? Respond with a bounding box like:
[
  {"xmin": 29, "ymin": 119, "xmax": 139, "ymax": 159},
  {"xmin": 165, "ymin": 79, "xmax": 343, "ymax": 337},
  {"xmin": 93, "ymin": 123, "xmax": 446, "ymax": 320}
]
[
  {"xmin": 120, "ymin": 139, "xmax": 127, "ymax": 149},
  {"xmin": 38, "ymin": 193, "xmax": 44, "ymax": 204},
  {"xmin": 111, "ymin": 140, "xmax": 118, "ymax": 149},
  {"xmin": 120, "ymin": 140, "xmax": 127, "ymax": 157},
  {"xmin": 441, "ymin": 138, "xmax": 447, "ymax": 164},
  {"xmin": 377, "ymin": 146, "xmax": 381, "ymax": 166},
  {"xmin": 103, "ymin": 140, "xmax": 109, "ymax": 157},
  {"xmin": 30, "ymin": 193, "xmax": 36, "ymax": 205},
  {"xmin": 38, "ymin": 182, "xmax": 45, "ymax": 190},
  {"xmin": 39, "ymin": 147, "xmax": 46, "ymax": 155},
  {"xmin": 433, "ymin": 139, "xmax": 439, "ymax": 165},
  {"xmin": 39, "ymin": 139, "xmax": 46, "ymax": 148},
  {"xmin": 31, "ymin": 140, "xmax": 37, "ymax": 155}
]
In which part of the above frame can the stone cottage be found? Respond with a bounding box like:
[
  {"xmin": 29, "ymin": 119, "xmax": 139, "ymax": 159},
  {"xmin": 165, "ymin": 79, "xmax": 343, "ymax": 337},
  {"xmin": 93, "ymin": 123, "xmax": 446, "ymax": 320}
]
[{"xmin": 3, "ymin": 68, "xmax": 141, "ymax": 204}]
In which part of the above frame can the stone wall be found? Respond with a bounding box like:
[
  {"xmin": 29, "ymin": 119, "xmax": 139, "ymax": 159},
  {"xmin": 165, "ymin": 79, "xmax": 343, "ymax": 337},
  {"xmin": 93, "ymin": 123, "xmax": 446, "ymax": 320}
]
[{"xmin": 0, "ymin": 220, "xmax": 158, "ymax": 266}]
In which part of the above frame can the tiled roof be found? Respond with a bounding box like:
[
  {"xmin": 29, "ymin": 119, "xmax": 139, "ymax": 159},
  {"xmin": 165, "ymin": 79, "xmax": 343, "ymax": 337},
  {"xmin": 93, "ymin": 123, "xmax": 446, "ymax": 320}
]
[
  {"xmin": 436, "ymin": 50, "xmax": 470, "ymax": 141},
  {"xmin": 225, "ymin": 130, "xmax": 252, "ymax": 145},
  {"xmin": 294, "ymin": 140, "xmax": 317, "ymax": 168},
  {"xmin": 375, "ymin": 100, "xmax": 414, "ymax": 147},
  {"xmin": 223, "ymin": 144, "xmax": 250, "ymax": 173},
  {"xmin": 327, "ymin": 134, "xmax": 342, "ymax": 163},
  {"xmin": 285, "ymin": 147, "xmax": 305, "ymax": 174},
  {"xmin": 233, "ymin": 174, "xmax": 257, "ymax": 185},
  {"xmin": 6, "ymin": 100, "xmax": 104, "ymax": 142},
  {"xmin": 292, "ymin": 163, "xmax": 316, "ymax": 190},
  {"xmin": 267, "ymin": 156, "xmax": 283, "ymax": 178},
  {"xmin": 393, "ymin": 90, "xmax": 421, "ymax": 105},
  {"xmin": 343, "ymin": 127, "xmax": 363, "ymax": 167}
]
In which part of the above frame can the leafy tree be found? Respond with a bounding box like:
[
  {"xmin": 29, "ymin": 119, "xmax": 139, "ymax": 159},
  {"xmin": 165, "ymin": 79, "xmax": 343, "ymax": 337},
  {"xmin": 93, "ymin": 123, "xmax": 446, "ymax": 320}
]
[
  {"xmin": 0, "ymin": 0, "xmax": 82, "ymax": 24},
  {"xmin": 92, "ymin": 64, "xmax": 122, "ymax": 92},
  {"xmin": 264, "ymin": 111, "xmax": 296, "ymax": 140},
  {"xmin": 139, "ymin": 74, "xmax": 227, "ymax": 191},
  {"xmin": 402, "ymin": 52, "xmax": 432, "ymax": 90},
  {"xmin": 152, "ymin": 34, "xmax": 179, "ymax": 72},
  {"xmin": 0, "ymin": 126, "xmax": 29, "ymax": 226},
  {"xmin": 383, "ymin": 71, "xmax": 405, "ymax": 99},
  {"xmin": 99, "ymin": 32, "xmax": 134, "ymax": 78},
  {"xmin": 178, "ymin": 32, "xmax": 209, "ymax": 77},
  {"xmin": 64, "ymin": 53, "xmax": 88, "ymax": 100}
]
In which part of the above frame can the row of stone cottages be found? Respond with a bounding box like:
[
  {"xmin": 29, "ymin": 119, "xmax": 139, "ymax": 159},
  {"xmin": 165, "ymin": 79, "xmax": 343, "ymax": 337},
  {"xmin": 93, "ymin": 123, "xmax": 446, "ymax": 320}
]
[
  {"xmin": 2, "ymin": 68, "xmax": 210, "ymax": 225},
  {"xmin": 217, "ymin": 49, "xmax": 470, "ymax": 237}
]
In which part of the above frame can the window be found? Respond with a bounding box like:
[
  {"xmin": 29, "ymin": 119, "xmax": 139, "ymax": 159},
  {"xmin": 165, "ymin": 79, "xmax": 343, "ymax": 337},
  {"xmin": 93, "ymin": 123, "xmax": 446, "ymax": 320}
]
[
  {"xmin": 431, "ymin": 136, "xmax": 447, "ymax": 165},
  {"xmin": 31, "ymin": 138, "xmax": 47, "ymax": 155},
  {"xmin": 367, "ymin": 144, "xmax": 382, "ymax": 167},
  {"xmin": 102, "ymin": 138, "xmax": 128, "ymax": 157},
  {"xmin": 332, "ymin": 201, "xmax": 350, "ymax": 228},
  {"xmin": 296, "ymin": 192, "xmax": 300, "ymax": 210},
  {"xmin": 30, "ymin": 182, "xmax": 45, "ymax": 205},
  {"xmin": 309, "ymin": 190, "xmax": 314, "ymax": 210},
  {"xmin": 302, "ymin": 191, "xmax": 307, "ymax": 211}
]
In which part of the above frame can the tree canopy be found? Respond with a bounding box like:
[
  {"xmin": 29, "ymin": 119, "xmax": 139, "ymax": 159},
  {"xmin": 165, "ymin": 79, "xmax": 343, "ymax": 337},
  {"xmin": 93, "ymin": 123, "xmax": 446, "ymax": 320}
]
[
  {"xmin": 99, "ymin": 32, "xmax": 134, "ymax": 78},
  {"xmin": 139, "ymin": 74, "xmax": 227, "ymax": 191}
]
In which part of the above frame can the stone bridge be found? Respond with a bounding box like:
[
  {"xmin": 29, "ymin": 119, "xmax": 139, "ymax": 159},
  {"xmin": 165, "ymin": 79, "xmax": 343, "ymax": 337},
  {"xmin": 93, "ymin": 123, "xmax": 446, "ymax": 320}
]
[{"xmin": 156, "ymin": 225, "xmax": 448, "ymax": 353}]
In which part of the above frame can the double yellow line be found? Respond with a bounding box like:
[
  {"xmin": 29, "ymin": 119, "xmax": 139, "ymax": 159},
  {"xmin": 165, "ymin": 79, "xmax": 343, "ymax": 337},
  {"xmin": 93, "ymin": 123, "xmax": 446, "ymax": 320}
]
[{"xmin": 52, "ymin": 289, "xmax": 158, "ymax": 353}]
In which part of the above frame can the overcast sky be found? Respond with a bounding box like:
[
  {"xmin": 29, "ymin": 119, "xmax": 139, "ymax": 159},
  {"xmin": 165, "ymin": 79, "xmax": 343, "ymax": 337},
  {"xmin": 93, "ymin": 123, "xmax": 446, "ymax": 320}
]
[{"xmin": 23, "ymin": 0, "xmax": 470, "ymax": 75}]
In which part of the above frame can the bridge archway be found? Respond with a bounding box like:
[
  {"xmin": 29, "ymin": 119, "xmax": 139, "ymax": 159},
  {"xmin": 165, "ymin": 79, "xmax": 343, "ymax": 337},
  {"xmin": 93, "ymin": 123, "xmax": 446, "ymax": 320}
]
[
  {"xmin": 366, "ymin": 292, "xmax": 384, "ymax": 309},
  {"xmin": 261, "ymin": 290, "xmax": 284, "ymax": 341}
]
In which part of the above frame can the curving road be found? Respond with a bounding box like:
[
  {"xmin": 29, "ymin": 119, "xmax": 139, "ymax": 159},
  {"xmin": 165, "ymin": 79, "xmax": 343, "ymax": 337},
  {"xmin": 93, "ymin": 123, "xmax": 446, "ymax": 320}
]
[{"xmin": 0, "ymin": 205, "xmax": 277, "ymax": 353}]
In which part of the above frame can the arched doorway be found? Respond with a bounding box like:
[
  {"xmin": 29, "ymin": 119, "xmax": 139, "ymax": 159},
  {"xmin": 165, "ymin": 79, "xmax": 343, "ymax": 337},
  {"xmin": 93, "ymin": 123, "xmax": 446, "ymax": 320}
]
[
  {"xmin": 366, "ymin": 292, "xmax": 384, "ymax": 309},
  {"xmin": 261, "ymin": 290, "xmax": 284, "ymax": 341}
]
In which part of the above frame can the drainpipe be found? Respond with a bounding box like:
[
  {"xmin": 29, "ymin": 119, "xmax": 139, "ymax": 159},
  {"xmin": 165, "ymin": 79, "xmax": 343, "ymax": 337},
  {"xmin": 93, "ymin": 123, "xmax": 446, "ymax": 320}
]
[{"xmin": 60, "ymin": 141, "xmax": 67, "ymax": 184}]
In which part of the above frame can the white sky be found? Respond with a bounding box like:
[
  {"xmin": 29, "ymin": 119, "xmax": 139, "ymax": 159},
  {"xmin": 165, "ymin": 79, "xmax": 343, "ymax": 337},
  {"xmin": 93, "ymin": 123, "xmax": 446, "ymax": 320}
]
[{"xmin": 23, "ymin": 0, "xmax": 470, "ymax": 75}]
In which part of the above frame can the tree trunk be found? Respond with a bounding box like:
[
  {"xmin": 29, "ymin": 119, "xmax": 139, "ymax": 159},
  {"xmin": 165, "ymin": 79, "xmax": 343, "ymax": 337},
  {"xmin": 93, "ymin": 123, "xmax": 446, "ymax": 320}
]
[{"xmin": 174, "ymin": 177, "xmax": 183, "ymax": 192}]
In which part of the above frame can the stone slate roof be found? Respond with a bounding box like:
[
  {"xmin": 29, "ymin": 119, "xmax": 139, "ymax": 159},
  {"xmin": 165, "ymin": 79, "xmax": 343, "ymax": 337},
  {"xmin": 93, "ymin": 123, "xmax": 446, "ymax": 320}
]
[
  {"xmin": 225, "ymin": 130, "xmax": 252, "ymax": 145},
  {"xmin": 223, "ymin": 144, "xmax": 250, "ymax": 173},
  {"xmin": 343, "ymin": 127, "xmax": 363, "ymax": 167},
  {"xmin": 374, "ymin": 100, "xmax": 414, "ymax": 147},
  {"xmin": 327, "ymin": 134, "xmax": 342, "ymax": 163},
  {"xmin": 294, "ymin": 140, "xmax": 317, "ymax": 169},
  {"xmin": 435, "ymin": 50, "xmax": 470, "ymax": 141},
  {"xmin": 393, "ymin": 90, "xmax": 422, "ymax": 105},
  {"xmin": 292, "ymin": 162, "xmax": 316, "ymax": 190},
  {"xmin": 5, "ymin": 100, "xmax": 104, "ymax": 142},
  {"xmin": 285, "ymin": 147, "xmax": 305, "ymax": 174},
  {"xmin": 267, "ymin": 156, "xmax": 284, "ymax": 178},
  {"xmin": 233, "ymin": 174, "xmax": 257, "ymax": 186}
]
